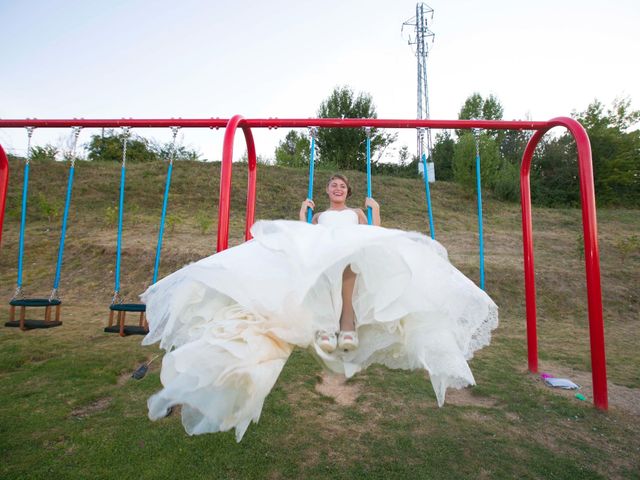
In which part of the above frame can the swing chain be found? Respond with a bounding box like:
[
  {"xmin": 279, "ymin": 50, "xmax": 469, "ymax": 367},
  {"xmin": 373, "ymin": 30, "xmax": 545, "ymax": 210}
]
[
  {"xmin": 121, "ymin": 127, "xmax": 131, "ymax": 167},
  {"xmin": 308, "ymin": 126, "xmax": 318, "ymax": 140},
  {"xmin": 111, "ymin": 291, "xmax": 123, "ymax": 306},
  {"xmin": 417, "ymin": 128, "xmax": 425, "ymax": 158},
  {"xmin": 25, "ymin": 126, "xmax": 35, "ymax": 165},
  {"xmin": 49, "ymin": 287, "xmax": 59, "ymax": 302},
  {"xmin": 364, "ymin": 126, "xmax": 372, "ymax": 138},
  {"xmin": 169, "ymin": 126, "xmax": 180, "ymax": 165},
  {"xmin": 472, "ymin": 128, "xmax": 481, "ymax": 158},
  {"xmin": 69, "ymin": 126, "xmax": 82, "ymax": 168},
  {"xmin": 11, "ymin": 286, "xmax": 23, "ymax": 301}
]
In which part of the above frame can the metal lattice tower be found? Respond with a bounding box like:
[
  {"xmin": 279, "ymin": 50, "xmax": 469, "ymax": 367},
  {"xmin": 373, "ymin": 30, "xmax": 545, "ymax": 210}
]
[{"xmin": 402, "ymin": 3, "xmax": 435, "ymax": 169}]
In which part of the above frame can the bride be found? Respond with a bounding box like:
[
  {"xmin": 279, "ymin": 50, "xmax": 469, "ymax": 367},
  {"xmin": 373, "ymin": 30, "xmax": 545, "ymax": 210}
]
[{"xmin": 141, "ymin": 173, "xmax": 498, "ymax": 442}]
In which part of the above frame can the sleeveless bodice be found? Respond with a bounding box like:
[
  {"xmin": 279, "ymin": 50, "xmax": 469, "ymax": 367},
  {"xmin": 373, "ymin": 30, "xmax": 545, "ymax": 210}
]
[{"xmin": 317, "ymin": 209, "xmax": 359, "ymax": 226}]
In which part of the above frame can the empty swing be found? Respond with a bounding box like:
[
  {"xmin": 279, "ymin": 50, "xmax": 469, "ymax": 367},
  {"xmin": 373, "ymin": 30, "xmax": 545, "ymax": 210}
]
[
  {"xmin": 417, "ymin": 127, "xmax": 487, "ymax": 289},
  {"xmin": 6, "ymin": 127, "xmax": 81, "ymax": 330},
  {"xmin": 473, "ymin": 128, "xmax": 486, "ymax": 290},
  {"xmin": 105, "ymin": 127, "xmax": 179, "ymax": 336}
]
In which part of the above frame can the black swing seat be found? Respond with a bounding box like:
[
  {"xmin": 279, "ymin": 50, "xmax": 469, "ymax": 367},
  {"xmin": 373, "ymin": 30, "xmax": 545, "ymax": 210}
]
[
  {"xmin": 9, "ymin": 298, "xmax": 61, "ymax": 307},
  {"xmin": 105, "ymin": 302, "xmax": 148, "ymax": 336},
  {"xmin": 5, "ymin": 319, "xmax": 63, "ymax": 329},
  {"xmin": 6, "ymin": 298, "xmax": 63, "ymax": 330},
  {"xmin": 109, "ymin": 303, "xmax": 146, "ymax": 313}
]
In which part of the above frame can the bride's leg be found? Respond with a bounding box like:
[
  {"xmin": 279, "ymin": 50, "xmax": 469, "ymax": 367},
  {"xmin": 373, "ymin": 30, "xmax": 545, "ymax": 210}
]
[{"xmin": 340, "ymin": 265, "xmax": 356, "ymax": 331}]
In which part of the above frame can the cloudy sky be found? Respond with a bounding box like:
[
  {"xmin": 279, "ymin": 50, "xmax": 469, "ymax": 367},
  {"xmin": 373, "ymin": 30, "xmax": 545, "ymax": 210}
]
[{"xmin": 1, "ymin": 0, "xmax": 638, "ymax": 162}]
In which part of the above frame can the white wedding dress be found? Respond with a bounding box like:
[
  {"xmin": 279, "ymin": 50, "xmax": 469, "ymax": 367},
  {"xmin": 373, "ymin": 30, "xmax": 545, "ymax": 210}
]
[{"xmin": 141, "ymin": 209, "xmax": 498, "ymax": 441}]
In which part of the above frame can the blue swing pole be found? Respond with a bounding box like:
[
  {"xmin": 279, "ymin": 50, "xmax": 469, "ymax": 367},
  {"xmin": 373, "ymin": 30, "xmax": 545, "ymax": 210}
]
[
  {"xmin": 113, "ymin": 127, "xmax": 130, "ymax": 303},
  {"xmin": 152, "ymin": 127, "xmax": 178, "ymax": 284},
  {"xmin": 50, "ymin": 127, "xmax": 81, "ymax": 300},
  {"xmin": 306, "ymin": 127, "xmax": 317, "ymax": 223},
  {"xmin": 14, "ymin": 127, "xmax": 35, "ymax": 299},
  {"xmin": 474, "ymin": 129, "xmax": 486, "ymax": 290},
  {"xmin": 365, "ymin": 127, "xmax": 373, "ymax": 225},
  {"xmin": 419, "ymin": 128, "xmax": 436, "ymax": 239}
]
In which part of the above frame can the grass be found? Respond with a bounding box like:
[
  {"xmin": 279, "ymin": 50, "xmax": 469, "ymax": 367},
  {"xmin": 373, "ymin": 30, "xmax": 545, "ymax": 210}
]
[{"xmin": 0, "ymin": 157, "xmax": 639, "ymax": 479}]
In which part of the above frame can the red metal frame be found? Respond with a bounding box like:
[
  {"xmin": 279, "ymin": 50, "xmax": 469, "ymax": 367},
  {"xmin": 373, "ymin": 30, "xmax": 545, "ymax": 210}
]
[
  {"xmin": 218, "ymin": 115, "xmax": 257, "ymax": 252},
  {"xmin": 520, "ymin": 117, "xmax": 607, "ymax": 409},
  {"xmin": 0, "ymin": 144, "xmax": 8, "ymax": 249},
  {"xmin": 0, "ymin": 116, "xmax": 607, "ymax": 410}
]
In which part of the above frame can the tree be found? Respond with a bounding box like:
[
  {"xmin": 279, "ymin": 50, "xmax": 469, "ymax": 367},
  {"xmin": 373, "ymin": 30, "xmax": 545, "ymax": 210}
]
[
  {"xmin": 500, "ymin": 129, "xmax": 531, "ymax": 166},
  {"xmin": 457, "ymin": 93, "xmax": 504, "ymax": 139},
  {"xmin": 572, "ymin": 97, "xmax": 640, "ymax": 205},
  {"xmin": 85, "ymin": 130, "xmax": 200, "ymax": 162},
  {"xmin": 316, "ymin": 86, "xmax": 395, "ymax": 171},
  {"xmin": 153, "ymin": 140, "xmax": 201, "ymax": 162},
  {"xmin": 575, "ymin": 97, "xmax": 640, "ymax": 132},
  {"xmin": 431, "ymin": 131, "xmax": 455, "ymax": 181},
  {"xmin": 452, "ymin": 132, "xmax": 500, "ymax": 189},
  {"xmin": 274, "ymin": 130, "xmax": 310, "ymax": 167},
  {"xmin": 530, "ymin": 134, "xmax": 579, "ymax": 206},
  {"xmin": 458, "ymin": 93, "xmax": 484, "ymax": 120},
  {"xmin": 482, "ymin": 94, "xmax": 504, "ymax": 121},
  {"xmin": 86, "ymin": 130, "xmax": 158, "ymax": 162},
  {"xmin": 30, "ymin": 145, "xmax": 58, "ymax": 161},
  {"xmin": 529, "ymin": 97, "xmax": 640, "ymax": 207},
  {"xmin": 451, "ymin": 131, "xmax": 519, "ymax": 201},
  {"xmin": 458, "ymin": 93, "xmax": 503, "ymax": 121}
]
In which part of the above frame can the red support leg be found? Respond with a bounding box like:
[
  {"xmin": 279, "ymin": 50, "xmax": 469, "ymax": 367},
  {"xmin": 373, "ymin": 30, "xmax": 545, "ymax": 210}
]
[{"xmin": 0, "ymin": 144, "xmax": 9, "ymax": 250}]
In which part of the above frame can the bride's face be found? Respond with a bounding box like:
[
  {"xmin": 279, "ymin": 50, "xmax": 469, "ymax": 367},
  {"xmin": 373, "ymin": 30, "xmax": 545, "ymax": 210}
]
[{"xmin": 326, "ymin": 178, "xmax": 349, "ymax": 203}]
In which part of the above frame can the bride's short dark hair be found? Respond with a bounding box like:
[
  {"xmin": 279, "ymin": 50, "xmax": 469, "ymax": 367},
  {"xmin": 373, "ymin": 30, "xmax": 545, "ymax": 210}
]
[{"xmin": 327, "ymin": 173, "xmax": 352, "ymax": 198}]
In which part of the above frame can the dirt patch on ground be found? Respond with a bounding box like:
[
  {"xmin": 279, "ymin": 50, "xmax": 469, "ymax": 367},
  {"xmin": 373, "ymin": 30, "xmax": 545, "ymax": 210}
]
[
  {"xmin": 69, "ymin": 397, "xmax": 112, "ymax": 419},
  {"xmin": 445, "ymin": 387, "xmax": 497, "ymax": 407},
  {"xmin": 314, "ymin": 371, "xmax": 361, "ymax": 406},
  {"xmin": 117, "ymin": 370, "xmax": 132, "ymax": 386},
  {"xmin": 527, "ymin": 362, "xmax": 640, "ymax": 416}
]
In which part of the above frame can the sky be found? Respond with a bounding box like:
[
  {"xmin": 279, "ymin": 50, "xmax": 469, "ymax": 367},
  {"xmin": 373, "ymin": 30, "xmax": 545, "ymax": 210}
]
[{"xmin": 1, "ymin": 0, "xmax": 639, "ymax": 163}]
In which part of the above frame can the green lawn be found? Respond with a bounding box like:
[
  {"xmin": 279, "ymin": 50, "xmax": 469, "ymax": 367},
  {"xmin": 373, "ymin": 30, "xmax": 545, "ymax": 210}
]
[{"xmin": 1, "ymin": 158, "xmax": 638, "ymax": 479}]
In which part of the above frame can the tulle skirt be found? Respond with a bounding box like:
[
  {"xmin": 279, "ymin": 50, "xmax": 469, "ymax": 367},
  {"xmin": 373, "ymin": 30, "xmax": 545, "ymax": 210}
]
[{"xmin": 141, "ymin": 220, "xmax": 498, "ymax": 441}]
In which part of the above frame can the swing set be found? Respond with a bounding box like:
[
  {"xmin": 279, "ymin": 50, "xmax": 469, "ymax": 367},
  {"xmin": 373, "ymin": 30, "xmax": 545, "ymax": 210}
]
[{"xmin": 0, "ymin": 115, "xmax": 608, "ymax": 411}]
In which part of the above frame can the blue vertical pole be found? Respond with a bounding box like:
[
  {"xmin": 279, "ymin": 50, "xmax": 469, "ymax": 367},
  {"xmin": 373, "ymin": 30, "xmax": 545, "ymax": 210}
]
[
  {"xmin": 114, "ymin": 129, "xmax": 129, "ymax": 299},
  {"xmin": 152, "ymin": 161, "xmax": 173, "ymax": 284},
  {"xmin": 475, "ymin": 132, "xmax": 485, "ymax": 290},
  {"xmin": 114, "ymin": 164, "xmax": 126, "ymax": 295},
  {"xmin": 16, "ymin": 161, "xmax": 29, "ymax": 290},
  {"xmin": 421, "ymin": 152, "xmax": 435, "ymax": 239},
  {"xmin": 365, "ymin": 129, "xmax": 373, "ymax": 225},
  {"xmin": 52, "ymin": 164, "xmax": 75, "ymax": 290},
  {"xmin": 306, "ymin": 128, "xmax": 316, "ymax": 223},
  {"xmin": 15, "ymin": 127, "xmax": 34, "ymax": 295}
]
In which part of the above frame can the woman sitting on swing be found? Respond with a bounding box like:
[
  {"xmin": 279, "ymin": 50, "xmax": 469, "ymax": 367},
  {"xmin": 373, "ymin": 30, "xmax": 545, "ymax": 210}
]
[
  {"xmin": 299, "ymin": 173, "xmax": 380, "ymax": 353},
  {"xmin": 141, "ymin": 172, "xmax": 498, "ymax": 442}
]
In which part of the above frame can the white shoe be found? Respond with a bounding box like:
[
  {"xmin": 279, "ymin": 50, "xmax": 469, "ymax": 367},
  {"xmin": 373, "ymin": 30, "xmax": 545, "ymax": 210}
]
[
  {"xmin": 316, "ymin": 330, "xmax": 337, "ymax": 353},
  {"xmin": 338, "ymin": 331, "xmax": 359, "ymax": 351}
]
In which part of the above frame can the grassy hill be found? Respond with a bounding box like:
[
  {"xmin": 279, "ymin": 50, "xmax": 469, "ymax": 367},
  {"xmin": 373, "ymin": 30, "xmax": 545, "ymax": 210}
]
[{"xmin": 1, "ymin": 157, "xmax": 639, "ymax": 479}]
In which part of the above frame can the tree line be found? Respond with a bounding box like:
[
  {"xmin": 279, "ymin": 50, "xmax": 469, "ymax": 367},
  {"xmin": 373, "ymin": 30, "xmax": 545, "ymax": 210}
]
[
  {"xmin": 12, "ymin": 86, "xmax": 638, "ymax": 208},
  {"xmin": 432, "ymin": 94, "xmax": 640, "ymax": 207},
  {"xmin": 275, "ymin": 87, "xmax": 639, "ymax": 207},
  {"xmin": 13, "ymin": 130, "xmax": 200, "ymax": 163}
]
